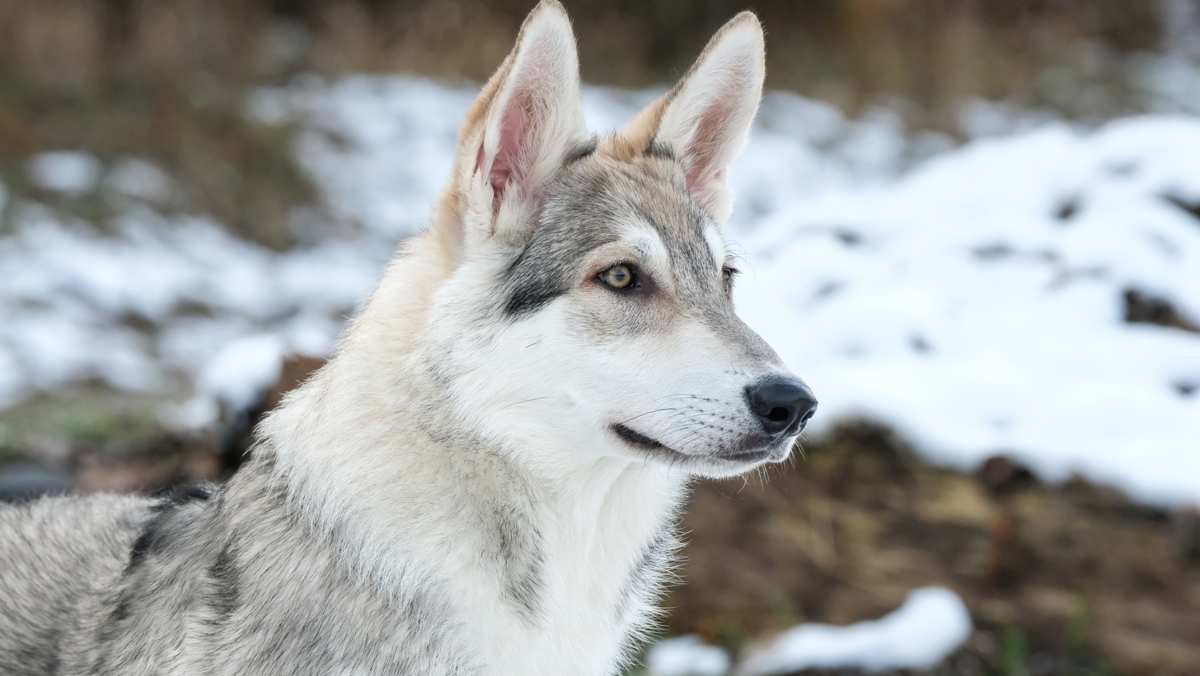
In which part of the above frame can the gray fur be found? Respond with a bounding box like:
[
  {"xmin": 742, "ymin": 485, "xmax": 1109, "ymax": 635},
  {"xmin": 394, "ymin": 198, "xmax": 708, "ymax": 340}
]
[
  {"xmin": 0, "ymin": 452, "xmax": 473, "ymax": 676},
  {"xmin": 491, "ymin": 504, "xmax": 546, "ymax": 623}
]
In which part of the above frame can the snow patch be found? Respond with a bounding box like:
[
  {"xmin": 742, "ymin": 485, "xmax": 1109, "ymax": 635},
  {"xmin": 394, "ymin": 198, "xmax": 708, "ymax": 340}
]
[
  {"xmin": 735, "ymin": 114, "xmax": 1200, "ymax": 506},
  {"xmin": 27, "ymin": 151, "xmax": 101, "ymax": 195},
  {"xmin": 647, "ymin": 635, "xmax": 732, "ymax": 676},
  {"xmin": 737, "ymin": 587, "xmax": 973, "ymax": 675},
  {"xmin": 106, "ymin": 159, "xmax": 174, "ymax": 202},
  {"xmin": 199, "ymin": 333, "xmax": 287, "ymax": 411}
]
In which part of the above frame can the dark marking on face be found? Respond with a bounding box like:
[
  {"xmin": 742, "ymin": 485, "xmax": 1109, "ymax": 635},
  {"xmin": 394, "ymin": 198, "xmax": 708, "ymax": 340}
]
[
  {"xmin": 498, "ymin": 228, "xmax": 576, "ymax": 319},
  {"xmin": 501, "ymin": 272, "xmax": 565, "ymax": 317},
  {"xmin": 500, "ymin": 170, "xmax": 619, "ymax": 319}
]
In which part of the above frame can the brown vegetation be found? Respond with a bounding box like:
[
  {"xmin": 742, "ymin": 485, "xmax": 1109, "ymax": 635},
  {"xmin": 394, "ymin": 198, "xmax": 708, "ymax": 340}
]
[
  {"xmin": 673, "ymin": 423, "xmax": 1200, "ymax": 675},
  {"xmin": 0, "ymin": 1, "xmax": 1177, "ymax": 246}
]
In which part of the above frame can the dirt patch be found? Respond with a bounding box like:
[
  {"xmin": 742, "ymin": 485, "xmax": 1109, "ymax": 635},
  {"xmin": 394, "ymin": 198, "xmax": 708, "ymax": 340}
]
[
  {"xmin": 668, "ymin": 422, "xmax": 1200, "ymax": 675},
  {"xmin": 0, "ymin": 388, "xmax": 222, "ymax": 495}
]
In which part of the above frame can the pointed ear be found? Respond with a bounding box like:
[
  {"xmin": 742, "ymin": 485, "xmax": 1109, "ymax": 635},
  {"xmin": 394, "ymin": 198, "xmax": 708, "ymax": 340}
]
[
  {"xmin": 446, "ymin": 0, "xmax": 585, "ymax": 249},
  {"xmin": 622, "ymin": 12, "xmax": 764, "ymax": 222}
]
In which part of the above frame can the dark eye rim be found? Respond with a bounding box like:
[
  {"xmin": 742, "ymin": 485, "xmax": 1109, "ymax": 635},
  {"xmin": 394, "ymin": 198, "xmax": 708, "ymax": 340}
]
[
  {"xmin": 721, "ymin": 264, "xmax": 740, "ymax": 295},
  {"xmin": 596, "ymin": 262, "xmax": 642, "ymax": 293}
]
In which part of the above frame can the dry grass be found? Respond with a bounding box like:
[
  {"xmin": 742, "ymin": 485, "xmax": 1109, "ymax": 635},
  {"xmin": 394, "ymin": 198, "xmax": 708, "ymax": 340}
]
[
  {"xmin": 0, "ymin": 1, "xmax": 316, "ymax": 247},
  {"xmin": 673, "ymin": 422, "xmax": 1200, "ymax": 675},
  {"xmin": 0, "ymin": 1, "xmax": 1175, "ymax": 245}
]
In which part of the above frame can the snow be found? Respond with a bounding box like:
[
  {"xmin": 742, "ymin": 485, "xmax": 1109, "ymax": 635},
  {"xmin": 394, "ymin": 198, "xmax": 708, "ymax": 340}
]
[
  {"xmin": 106, "ymin": 159, "xmax": 174, "ymax": 202},
  {"xmin": 0, "ymin": 202, "xmax": 379, "ymax": 411},
  {"xmin": 735, "ymin": 115, "xmax": 1200, "ymax": 505},
  {"xmin": 1, "ymin": 75, "xmax": 1198, "ymax": 507},
  {"xmin": 27, "ymin": 151, "xmax": 101, "ymax": 195},
  {"xmin": 735, "ymin": 587, "xmax": 972, "ymax": 675},
  {"xmin": 198, "ymin": 333, "xmax": 288, "ymax": 411},
  {"xmin": 642, "ymin": 588, "xmax": 972, "ymax": 675},
  {"xmin": 647, "ymin": 635, "xmax": 731, "ymax": 676}
]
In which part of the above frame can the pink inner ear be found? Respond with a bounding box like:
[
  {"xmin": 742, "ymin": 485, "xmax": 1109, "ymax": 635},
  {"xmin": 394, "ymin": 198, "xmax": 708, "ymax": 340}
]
[
  {"xmin": 684, "ymin": 102, "xmax": 733, "ymax": 197},
  {"xmin": 482, "ymin": 95, "xmax": 531, "ymax": 213},
  {"xmin": 686, "ymin": 93, "xmax": 739, "ymax": 200}
]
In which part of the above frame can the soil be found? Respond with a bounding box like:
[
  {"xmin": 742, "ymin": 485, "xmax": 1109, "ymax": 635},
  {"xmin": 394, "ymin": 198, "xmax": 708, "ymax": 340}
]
[{"xmin": 669, "ymin": 423, "xmax": 1200, "ymax": 675}]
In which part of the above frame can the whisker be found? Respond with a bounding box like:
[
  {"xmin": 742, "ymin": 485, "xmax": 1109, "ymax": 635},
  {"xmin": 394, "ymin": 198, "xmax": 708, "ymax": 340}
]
[
  {"xmin": 500, "ymin": 396, "xmax": 553, "ymax": 411},
  {"xmin": 615, "ymin": 407, "xmax": 680, "ymax": 426}
]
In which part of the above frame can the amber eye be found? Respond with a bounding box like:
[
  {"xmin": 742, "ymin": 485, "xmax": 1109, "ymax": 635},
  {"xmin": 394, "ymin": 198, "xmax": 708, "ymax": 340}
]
[{"xmin": 599, "ymin": 263, "xmax": 636, "ymax": 290}]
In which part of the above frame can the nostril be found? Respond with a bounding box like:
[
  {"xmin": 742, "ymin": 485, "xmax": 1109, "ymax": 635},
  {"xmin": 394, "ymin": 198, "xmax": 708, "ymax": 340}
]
[{"xmin": 745, "ymin": 376, "xmax": 816, "ymax": 436}]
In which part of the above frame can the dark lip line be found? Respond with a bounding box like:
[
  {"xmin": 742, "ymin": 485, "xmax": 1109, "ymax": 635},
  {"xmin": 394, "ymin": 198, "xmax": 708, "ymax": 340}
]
[
  {"xmin": 611, "ymin": 423, "xmax": 673, "ymax": 453},
  {"xmin": 610, "ymin": 423, "xmax": 775, "ymax": 465}
]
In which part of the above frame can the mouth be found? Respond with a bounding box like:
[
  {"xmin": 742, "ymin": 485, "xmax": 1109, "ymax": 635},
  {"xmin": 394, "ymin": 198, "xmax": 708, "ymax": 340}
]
[
  {"xmin": 610, "ymin": 423, "xmax": 785, "ymax": 469},
  {"xmin": 612, "ymin": 423, "xmax": 672, "ymax": 453}
]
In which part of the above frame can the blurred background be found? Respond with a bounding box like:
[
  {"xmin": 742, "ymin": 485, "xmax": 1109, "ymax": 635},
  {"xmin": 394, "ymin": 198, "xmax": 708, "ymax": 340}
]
[{"xmin": 1, "ymin": 1, "xmax": 1198, "ymax": 674}]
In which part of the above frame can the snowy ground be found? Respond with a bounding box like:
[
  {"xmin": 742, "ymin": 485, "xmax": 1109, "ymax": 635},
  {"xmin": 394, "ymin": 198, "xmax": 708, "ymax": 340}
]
[
  {"xmin": 739, "ymin": 114, "xmax": 1200, "ymax": 507},
  {"xmin": 2, "ymin": 74, "xmax": 1196, "ymax": 509},
  {"xmin": 647, "ymin": 587, "xmax": 972, "ymax": 676}
]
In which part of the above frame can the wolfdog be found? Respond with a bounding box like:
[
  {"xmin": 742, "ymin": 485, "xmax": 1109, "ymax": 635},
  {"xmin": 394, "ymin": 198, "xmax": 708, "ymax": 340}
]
[{"xmin": 0, "ymin": 2, "xmax": 816, "ymax": 674}]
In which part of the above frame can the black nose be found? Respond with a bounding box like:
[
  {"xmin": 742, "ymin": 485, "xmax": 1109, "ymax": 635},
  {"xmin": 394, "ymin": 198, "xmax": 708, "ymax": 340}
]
[{"xmin": 745, "ymin": 377, "xmax": 818, "ymax": 436}]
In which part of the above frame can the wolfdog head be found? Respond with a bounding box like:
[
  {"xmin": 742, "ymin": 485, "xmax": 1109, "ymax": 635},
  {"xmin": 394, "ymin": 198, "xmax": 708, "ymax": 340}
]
[{"xmin": 368, "ymin": 1, "xmax": 816, "ymax": 479}]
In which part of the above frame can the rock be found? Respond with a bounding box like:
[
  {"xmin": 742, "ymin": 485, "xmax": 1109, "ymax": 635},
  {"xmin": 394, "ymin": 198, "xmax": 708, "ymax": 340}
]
[
  {"xmin": 1172, "ymin": 507, "xmax": 1200, "ymax": 565},
  {"xmin": 978, "ymin": 455, "xmax": 1037, "ymax": 495},
  {"xmin": 1122, "ymin": 288, "xmax": 1200, "ymax": 333}
]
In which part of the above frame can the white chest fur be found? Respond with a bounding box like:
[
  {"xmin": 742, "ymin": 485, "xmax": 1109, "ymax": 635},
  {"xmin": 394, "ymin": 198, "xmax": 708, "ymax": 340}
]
[{"xmin": 456, "ymin": 461, "xmax": 686, "ymax": 675}]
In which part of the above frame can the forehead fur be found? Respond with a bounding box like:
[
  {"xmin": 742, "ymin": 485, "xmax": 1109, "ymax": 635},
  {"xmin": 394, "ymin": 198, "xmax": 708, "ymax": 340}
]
[
  {"xmin": 553, "ymin": 139, "xmax": 708, "ymax": 253},
  {"xmin": 501, "ymin": 139, "xmax": 722, "ymax": 318}
]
